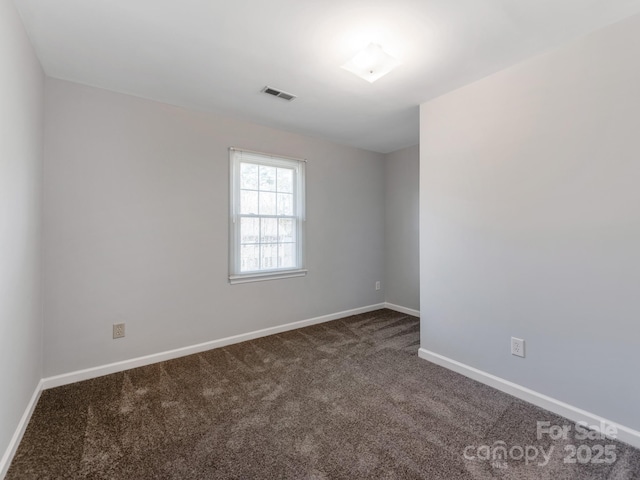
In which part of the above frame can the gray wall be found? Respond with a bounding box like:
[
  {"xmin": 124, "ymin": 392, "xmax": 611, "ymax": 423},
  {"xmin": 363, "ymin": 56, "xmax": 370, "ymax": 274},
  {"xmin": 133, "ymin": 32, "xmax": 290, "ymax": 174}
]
[
  {"xmin": 43, "ymin": 78, "xmax": 385, "ymax": 377},
  {"xmin": 420, "ymin": 13, "xmax": 640, "ymax": 431},
  {"xmin": 384, "ymin": 145, "xmax": 419, "ymax": 312},
  {"xmin": 0, "ymin": 0, "xmax": 44, "ymax": 469}
]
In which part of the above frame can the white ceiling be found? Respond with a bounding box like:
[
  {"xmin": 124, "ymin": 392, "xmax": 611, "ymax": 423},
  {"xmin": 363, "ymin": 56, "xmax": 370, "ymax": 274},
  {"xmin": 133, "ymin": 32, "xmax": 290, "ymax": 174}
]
[{"xmin": 13, "ymin": 0, "xmax": 640, "ymax": 153}]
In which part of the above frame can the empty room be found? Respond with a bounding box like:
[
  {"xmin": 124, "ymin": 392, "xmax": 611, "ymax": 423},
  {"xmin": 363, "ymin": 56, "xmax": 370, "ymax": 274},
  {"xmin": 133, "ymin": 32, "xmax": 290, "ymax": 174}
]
[{"xmin": 1, "ymin": 0, "xmax": 639, "ymax": 478}]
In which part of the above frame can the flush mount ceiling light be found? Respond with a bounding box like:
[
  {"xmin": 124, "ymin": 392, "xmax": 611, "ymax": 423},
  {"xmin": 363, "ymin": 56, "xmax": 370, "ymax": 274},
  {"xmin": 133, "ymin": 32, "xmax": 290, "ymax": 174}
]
[{"xmin": 341, "ymin": 42, "xmax": 401, "ymax": 83}]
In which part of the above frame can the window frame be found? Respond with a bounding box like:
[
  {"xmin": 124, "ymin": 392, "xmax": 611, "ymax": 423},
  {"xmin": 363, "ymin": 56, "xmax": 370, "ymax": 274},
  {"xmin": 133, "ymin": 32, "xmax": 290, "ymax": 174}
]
[{"xmin": 229, "ymin": 147, "xmax": 307, "ymax": 284}]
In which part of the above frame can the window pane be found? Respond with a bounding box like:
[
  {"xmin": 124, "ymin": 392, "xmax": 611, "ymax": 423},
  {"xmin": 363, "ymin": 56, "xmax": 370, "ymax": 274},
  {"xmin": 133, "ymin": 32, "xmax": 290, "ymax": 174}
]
[
  {"xmin": 259, "ymin": 166, "xmax": 277, "ymax": 191},
  {"xmin": 260, "ymin": 244, "xmax": 278, "ymax": 270},
  {"xmin": 277, "ymin": 193, "xmax": 293, "ymax": 216},
  {"xmin": 240, "ymin": 190, "xmax": 258, "ymax": 215},
  {"xmin": 240, "ymin": 245, "xmax": 259, "ymax": 272},
  {"xmin": 278, "ymin": 243, "xmax": 296, "ymax": 269},
  {"xmin": 260, "ymin": 218, "xmax": 278, "ymax": 244},
  {"xmin": 240, "ymin": 163, "xmax": 259, "ymax": 190},
  {"xmin": 240, "ymin": 218, "xmax": 259, "ymax": 245},
  {"xmin": 259, "ymin": 191, "xmax": 276, "ymax": 215},
  {"xmin": 278, "ymin": 219, "xmax": 295, "ymax": 243},
  {"xmin": 277, "ymin": 168, "xmax": 293, "ymax": 193}
]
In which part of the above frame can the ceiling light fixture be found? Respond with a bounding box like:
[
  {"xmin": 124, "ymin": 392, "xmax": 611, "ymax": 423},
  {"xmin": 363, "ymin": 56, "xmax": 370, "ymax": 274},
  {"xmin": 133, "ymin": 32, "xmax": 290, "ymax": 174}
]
[{"xmin": 341, "ymin": 42, "xmax": 401, "ymax": 83}]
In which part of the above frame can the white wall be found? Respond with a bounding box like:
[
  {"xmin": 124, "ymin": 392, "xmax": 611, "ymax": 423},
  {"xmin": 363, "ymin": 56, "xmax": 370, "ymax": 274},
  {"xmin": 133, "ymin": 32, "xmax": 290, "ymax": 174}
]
[
  {"xmin": 420, "ymin": 13, "xmax": 640, "ymax": 431},
  {"xmin": 43, "ymin": 78, "xmax": 385, "ymax": 377},
  {"xmin": 0, "ymin": 0, "xmax": 44, "ymax": 470},
  {"xmin": 384, "ymin": 145, "xmax": 419, "ymax": 312}
]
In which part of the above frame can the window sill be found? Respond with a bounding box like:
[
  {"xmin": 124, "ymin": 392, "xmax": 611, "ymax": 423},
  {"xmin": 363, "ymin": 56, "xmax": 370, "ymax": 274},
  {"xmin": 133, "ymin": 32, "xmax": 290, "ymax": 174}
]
[{"xmin": 229, "ymin": 269, "xmax": 308, "ymax": 285}]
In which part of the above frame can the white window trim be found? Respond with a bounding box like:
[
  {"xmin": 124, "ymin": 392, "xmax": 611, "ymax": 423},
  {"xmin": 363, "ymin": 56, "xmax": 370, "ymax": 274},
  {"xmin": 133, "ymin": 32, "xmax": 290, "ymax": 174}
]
[{"xmin": 229, "ymin": 147, "xmax": 307, "ymax": 284}]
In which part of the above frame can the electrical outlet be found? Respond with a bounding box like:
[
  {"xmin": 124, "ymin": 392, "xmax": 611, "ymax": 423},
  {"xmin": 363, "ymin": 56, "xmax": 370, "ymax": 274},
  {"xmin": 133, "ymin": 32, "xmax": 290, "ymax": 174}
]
[
  {"xmin": 375, "ymin": 281, "xmax": 381, "ymax": 291},
  {"xmin": 511, "ymin": 337, "xmax": 525, "ymax": 357},
  {"xmin": 113, "ymin": 323, "xmax": 125, "ymax": 339}
]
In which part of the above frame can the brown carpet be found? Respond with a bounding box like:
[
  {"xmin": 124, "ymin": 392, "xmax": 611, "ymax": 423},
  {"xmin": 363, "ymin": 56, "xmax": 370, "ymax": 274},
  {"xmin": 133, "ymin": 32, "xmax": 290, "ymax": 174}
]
[{"xmin": 7, "ymin": 309, "xmax": 640, "ymax": 479}]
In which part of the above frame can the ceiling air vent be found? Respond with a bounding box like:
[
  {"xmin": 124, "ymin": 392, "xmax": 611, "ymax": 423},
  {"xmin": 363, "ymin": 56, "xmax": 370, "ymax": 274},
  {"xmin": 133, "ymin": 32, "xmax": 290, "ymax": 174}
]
[{"xmin": 262, "ymin": 86, "xmax": 297, "ymax": 102}]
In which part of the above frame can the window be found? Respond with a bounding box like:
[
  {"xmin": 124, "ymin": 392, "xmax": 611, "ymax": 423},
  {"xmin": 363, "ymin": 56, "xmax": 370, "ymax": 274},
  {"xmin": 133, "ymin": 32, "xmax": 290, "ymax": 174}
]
[{"xmin": 229, "ymin": 148, "xmax": 306, "ymax": 284}]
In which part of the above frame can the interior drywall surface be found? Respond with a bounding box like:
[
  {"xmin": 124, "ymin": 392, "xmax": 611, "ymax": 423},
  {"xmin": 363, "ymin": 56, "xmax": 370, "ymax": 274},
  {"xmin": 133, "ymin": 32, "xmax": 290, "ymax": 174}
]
[
  {"xmin": 43, "ymin": 78, "xmax": 385, "ymax": 377},
  {"xmin": 384, "ymin": 145, "xmax": 420, "ymax": 311},
  {"xmin": 420, "ymin": 13, "xmax": 640, "ymax": 431},
  {"xmin": 0, "ymin": 0, "xmax": 44, "ymax": 463}
]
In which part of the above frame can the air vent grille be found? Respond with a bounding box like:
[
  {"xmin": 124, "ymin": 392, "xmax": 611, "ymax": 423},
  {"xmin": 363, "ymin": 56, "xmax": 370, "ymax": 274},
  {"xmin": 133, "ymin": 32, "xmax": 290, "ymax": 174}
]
[{"xmin": 262, "ymin": 86, "xmax": 297, "ymax": 101}]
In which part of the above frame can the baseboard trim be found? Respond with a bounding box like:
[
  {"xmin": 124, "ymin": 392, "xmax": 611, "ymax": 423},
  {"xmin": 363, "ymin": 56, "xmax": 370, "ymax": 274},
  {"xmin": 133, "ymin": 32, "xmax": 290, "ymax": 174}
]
[
  {"xmin": 418, "ymin": 348, "xmax": 640, "ymax": 449},
  {"xmin": 384, "ymin": 302, "xmax": 420, "ymax": 317},
  {"xmin": 42, "ymin": 303, "xmax": 386, "ymax": 390},
  {"xmin": 0, "ymin": 380, "xmax": 43, "ymax": 480}
]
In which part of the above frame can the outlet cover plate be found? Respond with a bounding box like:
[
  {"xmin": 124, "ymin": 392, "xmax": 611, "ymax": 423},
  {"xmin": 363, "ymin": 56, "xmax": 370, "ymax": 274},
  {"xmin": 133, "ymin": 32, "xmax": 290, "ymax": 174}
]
[
  {"xmin": 511, "ymin": 337, "xmax": 525, "ymax": 357},
  {"xmin": 113, "ymin": 323, "xmax": 125, "ymax": 339}
]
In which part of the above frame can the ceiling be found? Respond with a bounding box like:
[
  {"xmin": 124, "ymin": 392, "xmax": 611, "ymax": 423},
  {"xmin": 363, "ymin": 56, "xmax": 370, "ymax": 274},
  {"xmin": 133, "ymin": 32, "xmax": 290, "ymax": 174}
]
[{"xmin": 13, "ymin": 0, "xmax": 640, "ymax": 153}]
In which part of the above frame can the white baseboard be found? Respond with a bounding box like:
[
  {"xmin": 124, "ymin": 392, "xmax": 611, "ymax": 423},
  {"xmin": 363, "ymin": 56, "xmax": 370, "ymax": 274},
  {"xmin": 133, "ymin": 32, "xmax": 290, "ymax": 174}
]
[
  {"xmin": 418, "ymin": 348, "xmax": 640, "ymax": 450},
  {"xmin": 384, "ymin": 302, "xmax": 420, "ymax": 317},
  {"xmin": 42, "ymin": 303, "xmax": 386, "ymax": 390},
  {"xmin": 0, "ymin": 380, "xmax": 43, "ymax": 480}
]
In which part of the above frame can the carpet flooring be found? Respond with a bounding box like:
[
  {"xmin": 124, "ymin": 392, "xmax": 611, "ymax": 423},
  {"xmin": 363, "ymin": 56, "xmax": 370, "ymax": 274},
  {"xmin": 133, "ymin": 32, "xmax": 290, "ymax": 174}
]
[{"xmin": 7, "ymin": 309, "xmax": 640, "ymax": 479}]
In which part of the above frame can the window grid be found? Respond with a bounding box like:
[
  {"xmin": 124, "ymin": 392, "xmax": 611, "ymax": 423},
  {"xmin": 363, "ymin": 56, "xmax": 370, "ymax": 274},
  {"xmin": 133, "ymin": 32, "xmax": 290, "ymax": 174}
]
[{"xmin": 238, "ymin": 162, "xmax": 296, "ymax": 273}]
